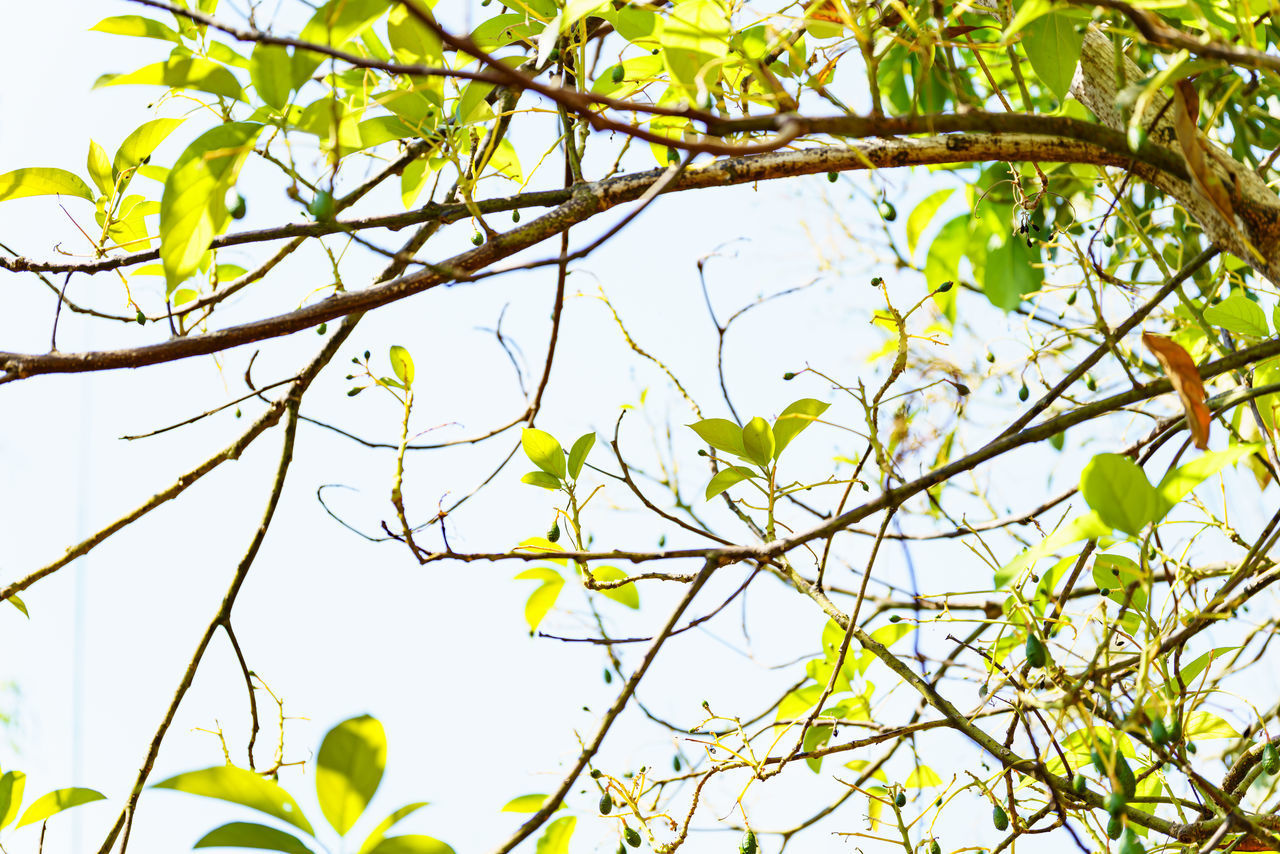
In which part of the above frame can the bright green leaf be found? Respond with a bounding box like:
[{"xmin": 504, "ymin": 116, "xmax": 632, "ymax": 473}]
[
  {"xmin": 773, "ymin": 399, "xmax": 830, "ymax": 458},
  {"xmin": 8, "ymin": 596, "xmax": 28, "ymax": 618},
  {"xmin": 365, "ymin": 836, "xmax": 455, "ymax": 854},
  {"xmin": 316, "ymin": 715, "xmax": 387, "ymax": 836},
  {"xmin": 194, "ymin": 822, "xmax": 315, "ymax": 854},
  {"xmin": 904, "ymin": 766, "xmax": 943, "ymax": 788},
  {"xmin": 1154, "ymin": 444, "xmax": 1259, "ymax": 520},
  {"xmin": 1184, "ymin": 711, "xmax": 1239, "ymax": 739},
  {"xmin": 387, "ymin": 5, "xmax": 444, "ymax": 63},
  {"xmin": 907, "ymin": 188, "xmax": 954, "ymax": 257},
  {"xmin": 1092, "ymin": 553, "xmax": 1149, "ymax": 611},
  {"xmin": 0, "ymin": 771, "xmax": 26, "ymax": 829},
  {"xmin": 521, "ymin": 428, "xmax": 566, "ymax": 479},
  {"xmin": 0, "ymin": 168, "xmax": 94, "ymax": 203},
  {"xmin": 91, "ymin": 15, "xmax": 184, "ymax": 42},
  {"xmin": 153, "ymin": 766, "xmax": 314, "ymax": 835},
  {"xmin": 591, "ymin": 566, "xmax": 639, "ymax": 609},
  {"xmin": 501, "ymin": 794, "xmax": 549, "ymax": 813},
  {"xmin": 358, "ymin": 803, "xmax": 431, "ymax": 854},
  {"xmin": 515, "ymin": 568, "xmax": 564, "ymax": 632},
  {"xmin": 389, "ymin": 345, "xmax": 414, "ymax": 389},
  {"xmin": 96, "ymin": 56, "xmax": 245, "ymax": 101},
  {"xmin": 1080, "ymin": 453, "xmax": 1157, "ymax": 536},
  {"xmin": 924, "ymin": 214, "xmax": 968, "ymax": 321},
  {"xmin": 1020, "ymin": 13, "xmax": 1083, "ymax": 100},
  {"xmin": 250, "ymin": 44, "xmax": 294, "ymax": 110},
  {"xmin": 1204, "ymin": 292, "xmax": 1269, "ymax": 337},
  {"xmin": 113, "ymin": 118, "xmax": 185, "ymax": 176},
  {"xmin": 534, "ymin": 815, "xmax": 575, "ymax": 854},
  {"xmin": 567, "ymin": 433, "xmax": 595, "ymax": 480},
  {"xmin": 983, "ymin": 235, "xmax": 1040, "ymax": 311},
  {"xmin": 87, "ymin": 140, "xmax": 114, "ymax": 196},
  {"xmin": 17, "ymin": 788, "xmax": 106, "ymax": 828},
  {"xmin": 521, "ymin": 471, "xmax": 562, "ymax": 490},
  {"xmin": 688, "ymin": 418, "xmax": 746, "ymax": 457},
  {"xmin": 741, "ymin": 416, "xmax": 775, "ymax": 467},
  {"xmin": 300, "ymin": 0, "xmax": 393, "ymax": 47}
]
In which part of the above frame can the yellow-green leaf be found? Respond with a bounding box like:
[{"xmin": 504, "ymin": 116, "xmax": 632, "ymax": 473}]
[{"xmin": 0, "ymin": 168, "xmax": 94, "ymax": 203}]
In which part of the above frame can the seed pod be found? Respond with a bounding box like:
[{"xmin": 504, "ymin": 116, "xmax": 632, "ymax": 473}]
[
  {"xmin": 1025, "ymin": 634, "xmax": 1047, "ymax": 668},
  {"xmin": 739, "ymin": 830, "xmax": 758, "ymax": 854},
  {"xmin": 624, "ymin": 825, "xmax": 641, "ymax": 848},
  {"xmin": 1072, "ymin": 773, "xmax": 1087, "ymax": 795},
  {"xmin": 136, "ymin": 309, "xmax": 146, "ymax": 324},
  {"xmin": 992, "ymin": 805, "xmax": 1008, "ymax": 831},
  {"xmin": 895, "ymin": 792, "xmax": 906, "ymax": 807},
  {"xmin": 1107, "ymin": 815, "xmax": 1123, "ymax": 840},
  {"xmin": 1263, "ymin": 742, "xmax": 1279, "ymax": 775},
  {"xmin": 1106, "ymin": 791, "xmax": 1126, "ymax": 816},
  {"xmin": 599, "ymin": 792, "xmax": 613, "ymax": 814},
  {"xmin": 612, "ymin": 64, "xmax": 625, "ymax": 83},
  {"xmin": 1150, "ymin": 718, "xmax": 1169, "ymax": 745}
]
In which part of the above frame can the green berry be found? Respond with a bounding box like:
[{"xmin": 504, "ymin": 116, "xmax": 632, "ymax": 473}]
[
  {"xmin": 623, "ymin": 825, "xmax": 641, "ymax": 848},
  {"xmin": 317, "ymin": 322, "xmax": 327, "ymax": 335},
  {"xmin": 895, "ymin": 791, "xmax": 906, "ymax": 807},
  {"xmin": 1263, "ymin": 742, "xmax": 1279, "ymax": 775},
  {"xmin": 930, "ymin": 840, "xmax": 941, "ymax": 854},
  {"xmin": 1025, "ymin": 634, "xmax": 1047, "ymax": 668},
  {"xmin": 827, "ymin": 171, "xmax": 839, "ymax": 182},
  {"xmin": 1072, "ymin": 773, "xmax": 1087, "ymax": 795},
  {"xmin": 228, "ymin": 193, "xmax": 247, "ymax": 220},
  {"xmin": 471, "ymin": 232, "xmax": 484, "ymax": 246},
  {"xmin": 783, "ymin": 371, "xmax": 796, "ymax": 380},
  {"xmin": 590, "ymin": 769, "xmax": 603, "ymax": 778},
  {"xmin": 937, "ymin": 280, "xmax": 953, "ymax": 293},
  {"xmin": 1186, "ymin": 741, "xmax": 1197, "ymax": 754},
  {"xmin": 986, "ymin": 351, "xmax": 996, "ymax": 363},
  {"xmin": 1106, "ymin": 791, "xmax": 1126, "ymax": 816},
  {"xmin": 603, "ymin": 668, "xmax": 612, "ymax": 684},
  {"xmin": 992, "ymin": 804, "xmax": 1008, "ymax": 831},
  {"xmin": 135, "ymin": 309, "xmax": 146, "ymax": 324},
  {"xmin": 870, "ymin": 277, "xmax": 884, "ymax": 288},
  {"xmin": 1084, "ymin": 374, "xmax": 1098, "ymax": 392},
  {"xmin": 1107, "ymin": 814, "xmax": 1123, "ymax": 840},
  {"xmin": 739, "ymin": 830, "xmax": 758, "ymax": 854},
  {"xmin": 547, "ymin": 520, "xmax": 560, "ymax": 542},
  {"xmin": 512, "ymin": 210, "xmax": 521, "ymax": 223},
  {"xmin": 600, "ymin": 791, "xmax": 613, "ymax": 814},
  {"xmin": 611, "ymin": 64, "xmax": 625, "ymax": 83},
  {"xmin": 1066, "ymin": 289, "xmax": 1078, "ymax": 305},
  {"xmin": 890, "ymin": 615, "xmax": 901, "ymax": 623},
  {"xmin": 308, "ymin": 189, "xmax": 336, "ymax": 222},
  {"xmin": 667, "ymin": 148, "xmax": 679, "ymax": 164},
  {"xmin": 673, "ymin": 755, "xmax": 681, "ymax": 771},
  {"xmin": 1018, "ymin": 383, "xmax": 1030, "ymax": 402},
  {"xmin": 878, "ymin": 201, "xmax": 897, "ymax": 221},
  {"xmin": 1150, "ymin": 718, "xmax": 1169, "ymax": 745}
]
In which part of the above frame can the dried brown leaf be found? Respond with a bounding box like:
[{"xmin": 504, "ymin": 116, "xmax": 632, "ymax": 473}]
[
  {"xmin": 1171, "ymin": 78, "xmax": 1235, "ymax": 225},
  {"xmin": 1143, "ymin": 332, "xmax": 1211, "ymax": 449}
]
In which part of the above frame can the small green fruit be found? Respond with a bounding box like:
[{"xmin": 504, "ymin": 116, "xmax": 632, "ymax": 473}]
[
  {"xmin": 1072, "ymin": 773, "xmax": 1087, "ymax": 795},
  {"xmin": 1066, "ymin": 289, "xmax": 1078, "ymax": 305},
  {"xmin": 870, "ymin": 276, "xmax": 884, "ymax": 288},
  {"xmin": 612, "ymin": 64, "xmax": 625, "ymax": 83},
  {"xmin": 317, "ymin": 322, "xmax": 327, "ymax": 335},
  {"xmin": 878, "ymin": 201, "xmax": 897, "ymax": 221},
  {"xmin": 547, "ymin": 520, "xmax": 560, "ymax": 542},
  {"xmin": 1107, "ymin": 815, "xmax": 1123, "ymax": 840},
  {"xmin": 783, "ymin": 371, "xmax": 796, "ymax": 380},
  {"xmin": 827, "ymin": 171, "xmax": 839, "ymax": 183},
  {"xmin": 603, "ymin": 668, "xmax": 612, "ymax": 684},
  {"xmin": 228, "ymin": 193, "xmax": 247, "ymax": 220},
  {"xmin": 1025, "ymin": 634, "xmax": 1046, "ymax": 668},
  {"xmin": 1186, "ymin": 741, "xmax": 1197, "ymax": 754},
  {"xmin": 992, "ymin": 805, "xmax": 1008, "ymax": 831},
  {"xmin": 890, "ymin": 615, "xmax": 902, "ymax": 623},
  {"xmin": 895, "ymin": 792, "xmax": 906, "ymax": 807},
  {"xmin": 1118, "ymin": 827, "xmax": 1145, "ymax": 854},
  {"xmin": 135, "ymin": 309, "xmax": 146, "ymax": 324},
  {"xmin": 986, "ymin": 351, "xmax": 996, "ymax": 363},
  {"xmin": 590, "ymin": 769, "xmax": 603, "ymax": 778},
  {"xmin": 930, "ymin": 840, "xmax": 941, "ymax": 854},
  {"xmin": 1150, "ymin": 718, "xmax": 1169, "ymax": 745},
  {"xmin": 1263, "ymin": 742, "xmax": 1279, "ymax": 775},
  {"xmin": 937, "ymin": 280, "xmax": 953, "ymax": 292},
  {"xmin": 673, "ymin": 755, "xmax": 681, "ymax": 772},
  {"xmin": 1084, "ymin": 374, "xmax": 1098, "ymax": 392},
  {"xmin": 512, "ymin": 210, "xmax": 521, "ymax": 223},
  {"xmin": 1018, "ymin": 383, "xmax": 1030, "ymax": 402},
  {"xmin": 1106, "ymin": 791, "xmax": 1126, "ymax": 816},
  {"xmin": 600, "ymin": 792, "xmax": 613, "ymax": 814},
  {"xmin": 308, "ymin": 189, "xmax": 336, "ymax": 221},
  {"xmin": 1115, "ymin": 755, "xmax": 1136, "ymax": 798},
  {"xmin": 739, "ymin": 830, "xmax": 758, "ymax": 854},
  {"xmin": 623, "ymin": 825, "xmax": 641, "ymax": 848},
  {"xmin": 471, "ymin": 232, "xmax": 484, "ymax": 246}
]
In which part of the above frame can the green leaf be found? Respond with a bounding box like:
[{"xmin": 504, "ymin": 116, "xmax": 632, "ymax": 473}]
[
  {"xmin": 534, "ymin": 816, "xmax": 575, "ymax": 854},
  {"xmin": 982, "ymin": 235, "xmax": 1040, "ymax": 311},
  {"xmin": 1020, "ymin": 13, "xmax": 1084, "ymax": 100},
  {"xmin": 521, "ymin": 429, "xmax": 566, "ymax": 479},
  {"xmin": 16, "ymin": 788, "xmax": 106, "ymax": 827},
  {"xmin": 194, "ymin": 822, "xmax": 315, "ymax": 854},
  {"xmin": 1184, "ymin": 711, "xmax": 1239, "ymax": 739},
  {"xmin": 9, "ymin": 595, "xmax": 28, "ymax": 618},
  {"xmin": 1080, "ymin": 453, "xmax": 1157, "ymax": 536},
  {"xmin": 90, "ymin": 15, "xmax": 183, "ymax": 42},
  {"xmin": 591, "ymin": 566, "xmax": 639, "ymax": 609},
  {"xmin": 1092, "ymin": 553, "xmax": 1149, "ymax": 612},
  {"xmin": 521, "ymin": 471, "xmax": 562, "ymax": 490},
  {"xmin": 389, "ymin": 345, "xmax": 414, "ymax": 389},
  {"xmin": 250, "ymin": 44, "xmax": 295, "ymax": 110},
  {"xmin": 906, "ymin": 188, "xmax": 954, "ymax": 257},
  {"xmin": 316, "ymin": 715, "xmax": 387, "ymax": 836},
  {"xmin": 501, "ymin": 794, "xmax": 549, "ymax": 813},
  {"xmin": 688, "ymin": 418, "xmax": 746, "ymax": 457},
  {"xmin": 567, "ymin": 433, "xmax": 595, "ymax": 480},
  {"xmin": 705, "ymin": 466, "xmax": 757, "ymax": 500},
  {"xmin": 904, "ymin": 766, "xmax": 943, "ymax": 788},
  {"xmin": 660, "ymin": 0, "xmax": 730, "ymax": 95},
  {"xmin": 515, "ymin": 539, "xmax": 567, "ymax": 565},
  {"xmin": 994, "ymin": 512, "xmax": 1109, "ymax": 588},
  {"xmin": 1154, "ymin": 444, "xmax": 1259, "ymax": 520},
  {"xmin": 365, "ymin": 836, "xmax": 455, "ymax": 854},
  {"xmin": 96, "ymin": 56, "xmax": 245, "ymax": 101},
  {"xmin": 515, "ymin": 568, "xmax": 564, "ymax": 632},
  {"xmin": 153, "ymin": 766, "xmax": 314, "ymax": 835},
  {"xmin": 741, "ymin": 417, "xmax": 775, "ymax": 467},
  {"xmin": 0, "ymin": 168, "xmax": 94, "ymax": 203},
  {"xmin": 0, "ymin": 771, "xmax": 26, "ymax": 829},
  {"xmin": 1204, "ymin": 292, "xmax": 1269, "ymax": 337},
  {"xmin": 772, "ymin": 399, "xmax": 830, "ymax": 458},
  {"xmin": 159, "ymin": 122, "xmax": 263, "ymax": 290},
  {"xmin": 803, "ymin": 722, "xmax": 835, "ymax": 772},
  {"xmin": 113, "ymin": 118, "xmax": 185, "ymax": 176},
  {"xmin": 300, "ymin": 0, "xmax": 393, "ymax": 46},
  {"xmin": 1004, "ymin": 0, "xmax": 1052, "ymax": 37},
  {"xmin": 357, "ymin": 803, "xmax": 431, "ymax": 854},
  {"xmin": 87, "ymin": 140, "xmax": 114, "ymax": 196},
  {"xmin": 924, "ymin": 214, "xmax": 968, "ymax": 321},
  {"xmin": 387, "ymin": 4, "xmax": 443, "ymax": 63}
]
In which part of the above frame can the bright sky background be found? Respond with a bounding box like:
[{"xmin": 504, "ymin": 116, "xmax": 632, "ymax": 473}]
[{"xmin": 1, "ymin": 4, "xmax": 1273, "ymax": 854}]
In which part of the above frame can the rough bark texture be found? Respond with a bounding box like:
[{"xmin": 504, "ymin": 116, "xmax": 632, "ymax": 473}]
[{"xmin": 1071, "ymin": 26, "xmax": 1280, "ymax": 283}]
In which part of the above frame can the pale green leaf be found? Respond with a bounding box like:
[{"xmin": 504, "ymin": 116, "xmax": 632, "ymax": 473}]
[
  {"xmin": 17, "ymin": 788, "xmax": 106, "ymax": 828},
  {"xmin": 389, "ymin": 345, "xmax": 414, "ymax": 388},
  {"xmin": 365, "ymin": 836, "xmax": 455, "ymax": 854},
  {"xmin": 741, "ymin": 416, "xmax": 775, "ymax": 467},
  {"xmin": 906, "ymin": 188, "xmax": 954, "ymax": 257},
  {"xmin": 501, "ymin": 794, "xmax": 549, "ymax": 813},
  {"xmin": 358, "ymin": 803, "xmax": 431, "ymax": 854},
  {"xmin": 994, "ymin": 512, "xmax": 1109, "ymax": 588},
  {"xmin": 153, "ymin": 766, "xmax": 314, "ymax": 835},
  {"xmin": 904, "ymin": 766, "xmax": 943, "ymax": 788},
  {"xmin": 688, "ymin": 418, "xmax": 746, "ymax": 457},
  {"xmin": 515, "ymin": 571, "xmax": 564, "ymax": 633},
  {"xmin": 773, "ymin": 399, "xmax": 830, "ymax": 458},
  {"xmin": 1154, "ymin": 444, "xmax": 1259, "ymax": 520},
  {"xmin": 114, "ymin": 118, "xmax": 185, "ymax": 176},
  {"xmin": 1204, "ymin": 292, "xmax": 1269, "ymax": 337},
  {"xmin": 705, "ymin": 466, "xmax": 757, "ymax": 500},
  {"xmin": 0, "ymin": 771, "xmax": 26, "ymax": 829},
  {"xmin": 195, "ymin": 822, "xmax": 315, "ymax": 854},
  {"xmin": 1020, "ymin": 13, "xmax": 1083, "ymax": 99},
  {"xmin": 534, "ymin": 816, "xmax": 575, "ymax": 854},
  {"xmin": 300, "ymin": 0, "xmax": 393, "ymax": 46},
  {"xmin": 96, "ymin": 56, "xmax": 245, "ymax": 101},
  {"xmin": 387, "ymin": 4, "xmax": 443, "ymax": 63},
  {"xmin": 87, "ymin": 140, "xmax": 114, "ymax": 196},
  {"xmin": 1080, "ymin": 453, "xmax": 1157, "ymax": 536},
  {"xmin": 591, "ymin": 566, "xmax": 639, "ymax": 609},
  {"xmin": 521, "ymin": 471, "xmax": 561, "ymax": 489},
  {"xmin": 567, "ymin": 433, "xmax": 595, "ymax": 480},
  {"xmin": 1184, "ymin": 711, "xmax": 1239, "ymax": 739},
  {"xmin": 90, "ymin": 15, "xmax": 183, "ymax": 42},
  {"xmin": 316, "ymin": 715, "xmax": 387, "ymax": 836},
  {"xmin": 250, "ymin": 44, "xmax": 294, "ymax": 110},
  {"xmin": 983, "ymin": 235, "xmax": 1040, "ymax": 311}
]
